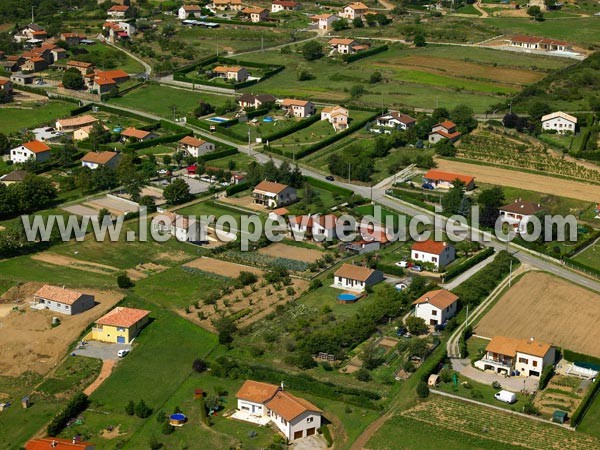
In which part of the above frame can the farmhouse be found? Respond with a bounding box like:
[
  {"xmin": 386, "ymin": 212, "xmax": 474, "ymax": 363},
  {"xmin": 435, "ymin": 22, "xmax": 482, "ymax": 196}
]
[
  {"xmin": 334, "ymin": 263, "xmax": 384, "ymax": 292},
  {"xmin": 121, "ymin": 127, "xmax": 157, "ymax": 142},
  {"xmin": 67, "ymin": 60, "xmax": 94, "ymax": 76},
  {"xmin": 411, "ymin": 239, "xmax": 456, "ymax": 270},
  {"xmin": 428, "ymin": 120, "xmax": 461, "ymax": 144},
  {"xmin": 242, "ymin": 7, "xmax": 269, "ymax": 23},
  {"xmin": 74, "ymin": 123, "xmax": 109, "ymax": 141},
  {"xmin": 375, "ymin": 111, "xmax": 416, "ymax": 131},
  {"xmin": 474, "ymin": 336, "xmax": 555, "ymax": 378},
  {"xmin": 60, "ymin": 32, "xmax": 86, "ymax": 46},
  {"xmin": 541, "ymin": 111, "xmax": 577, "ymax": 134},
  {"xmin": 509, "ymin": 35, "xmax": 572, "ymax": 52},
  {"xmin": 271, "ymin": 0, "xmax": 301, "ymax": 12},
  {"xmin": 153, "ymin": 211, "xmax": 201, "ymax": 242},
  {"xmin": 0, "ymin": 170, "xmax": 29, "ymax": 186},
  {"xmin": 10, "ymin": 140, "xmax": 51, "ymax": 163},
  {"xmin": 179, "ymin": 4, "xmax": 203, "ymax": 19},
  {"xmin": 321, "ymin": 105, "xmax": 349, "ymax": 132},
  {"xmin": 499, "ymin": 199, "xmax": 543, "ymax": 234},
  {"xmin": 280, "ymin": 99, "xmax": 315, "ymax": 118},
  {"xmin": 235, "ymin": 380, "xmax": 322, "ymax": 442},
  {"xmin": 237, "ymin": 93, "xmax": 277, "ymax": 109},
  {"xmin": 422, "ymin": 169, "xmax": 475, "ymax": 190},
  {"xmin": 0, "ymin": 77, "xmax": 13, "ymax": 97},
  {"xmin": 213, "ymin": 65, "xmax": 249, "ymax": 82},
  {"xmin": 340, "ymin": 2, "xmax": 369, "ymax": 20},
  {"xmin": 178, "ymin": 135, "xmax": 215, "ymax": 158},
  {"xmin": 81, "ymin": 151, "xmax": 121, "ymax": 170},
  {"xmin": 25, "ymin": 437, "xmax": 95, "ymax": 450},
  {"xmin": 1, "ymin": 56, "xmax": 24, "ymax": 72},
  {"xmin": 412, "ymin": 289, "xmax": 459, "ymax": 326},
  {"xmin": 253, "ymin": 180, "xmax": 297, "ymax": 208},
  {"xmin": 33, "ymin": 285, "xmax": 95, "ymax": 316},
  {"xmin": 14, "ymin": 24, "xmax": 47, "ymax": 43},
  {"xmin": 21, "ymin": 56, "xmax": 47, "ymax": 73},
  {"xmin": 311, "ymin": 14, "xmax": 339, "ymax": 30},
  {"xmin": 89, "ymin": 307, "xmax": 151, "ymax": 344},
  {"xmin": 328, "ymin": 38, "xmax": 365, "ymax": 55},
  {"xmin": 56, "ymin": 115, "xmax": 98, "ymax": 132},
  {"xmin": 107, "ymin": 5, "xmax": 130, "ymax": 19},
  {"xmin": 211, "ymin": 0, "xmax": 244, "ymax": 11}
]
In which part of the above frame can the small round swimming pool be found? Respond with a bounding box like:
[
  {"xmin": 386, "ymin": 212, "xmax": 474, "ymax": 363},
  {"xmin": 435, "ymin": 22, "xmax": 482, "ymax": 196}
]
[
  {"xmin": 263, "ymin": 116, "xmax": 274, "ymax": 122},
  {"xmin": 169, "ymin": 413, "xmax": 187, "ymax": 426},
  {"xmin": 338, "ymin": 293, "xmax": 360, "ymax": 303}
]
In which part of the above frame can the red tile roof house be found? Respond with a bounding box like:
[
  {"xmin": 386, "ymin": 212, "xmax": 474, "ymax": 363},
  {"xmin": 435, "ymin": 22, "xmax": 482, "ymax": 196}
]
[
  {"xmin": 107, "ymin": 5, "xmax": 130, "ymax": 19},
  {"xmin": 90, "ymin": 306, "xmax": 151, "ymax": 344},
  {"xmin": 235, "ymin": 380, "xmax": 323, "ymax": 442},
  {"xmin": 422, "ymin": 169, "xmax": 475, "ymax": 190},
  {"xmin": 271, "ymin": 0, "xmax": 301, "ymax": 13},
  {"xmin": 499, "ymin": 199, "xmax": 543, "ymax": 234},
  {"xmin": 212, "ymin": 65, "xmax": 249, "ymax": 82},
  {"xmin": 242, "ymin": 7, "xmax": 269, "ymax": 23},
  {"xmin": 280, "ymin": 98, "xmax": 315, "ymax": 118},
  {"xmin": 333, "ymin": 263, "xmax": 384, "ymax": 292},
  {"xmin": 310, "ymin": 13, "xmax": 340, "ymax": 30},
  {"xmin": 211, "ymin": 0, "xmax": 244, "ymax": 11},
  {"xmin": 81, "ymin": 151, "xmax": 121, "ymax": 170},
  {"xmin": 33, "ymin": 285, "xmax": 95, "ymax": 315},
  {"xmin": 66, "ymin": 60, "xmax": 94, "ymax": 76},
  {"xmin": 375, "ymin": 111, "xmax": 416, "ymax": 131},
  {"xmin": 120, "ymin": 127, "xmax": 157, "ymax": 142},
  {"xmin": 56, "ymin": 114, "xmax": 98, "ymax": 132},
  {"xmin": 60, "ymin": 32, "xmax": 87, "ymax": 46},
  {"xmin": 0, "ymin": 77, "xmax": 14, "ymax": 97},
  {"xmin": 412, "ymin": 289, "xmax": 459, "ymax": 326},
  {"xmin": 428, "ymin": 120, "xmax": 461, "ymax": 144},
  {"xmin": 411, "ymin": 239, "xmax": 456, "ymax": 271},
  {"xmin": 237, "ymin": 93, "xmax": 277, "ymax": 110},
  {"xmin": 340, "ymin": 2, "xmax": 369, "ymax": 20},
  {"xmin": 178, "ymin": 135, "xmax": 215, "ymax": 158},
  {"xmin": 509, "ymin": 34, "xmax": 572, "ymax": 52},
  {"xmin": 252, "ymin": 180, "xmax": 297, "ymax": 208},
  {"xmin": 25, "ymin": 437, "xmax": 95, "ymax": 450},
  {"xmin": 10, "ymin": 140, "xmax": 52, "ymax": 163},
  {"xmin": 321, "ymin": 105, "xmax": 349, "ymax": 132}
]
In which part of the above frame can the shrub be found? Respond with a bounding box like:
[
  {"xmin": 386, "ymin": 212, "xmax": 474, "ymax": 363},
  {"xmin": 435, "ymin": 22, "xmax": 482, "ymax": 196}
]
[
  {"xmin": 416, "ymin": 381, "xmax": 430, "ymax": 398},
  {"xmin": 538, "ymin": 365, "xmax": 554, "ymax": 390},
  {"xmin": 161, "ymin": 422, "xmax": 174, "ymax": 435},
  {"xmin": 406, "ymin": 316, "xmax": 428, "ymax": 335},
  {"xmin": 192, "ymin": 358, "xmax": 208, "ymax": 373},
  {"xmin": 320, "ymin": 424, "xmax": 333, "ymax": 447},
  {"xmin": 237, "ymin": 271, "xmax": 258, "ymax": 287},
  {"xmin": 47, "ymin": 393, "xmax": 90, "ymax": 436},
  {"xmin": 135, "ymin": 399, "xmax": 153, "ymax": 418},
  {"xmin": 125, "ymin": 400, "xmax": 135, "ymax": 415},
  {"xmin": 356, "ymin": 368, "xmax": 371, "ymax": 382},
  {"xmin": 117, "ymin": 273, "xmax": 134, "ymax": 289}
]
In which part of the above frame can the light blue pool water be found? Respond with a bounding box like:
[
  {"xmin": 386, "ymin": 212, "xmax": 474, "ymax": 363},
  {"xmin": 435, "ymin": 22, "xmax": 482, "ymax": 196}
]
[
  {"xmin": 263, "ymin": 116, "xmax": 274, "ymax": 122},
  {"xmin": 207, "ymin": 117, "xmax": 228, "ymax": 123},
  {"xmin": 338, "ymin": 293, "xmax": 359, "ymax": 302}
]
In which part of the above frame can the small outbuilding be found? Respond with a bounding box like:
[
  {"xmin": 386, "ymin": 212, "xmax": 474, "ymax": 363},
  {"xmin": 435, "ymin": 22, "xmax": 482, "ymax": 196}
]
[
  {"xmin": 552, "ymin": 410, "xmax": 568, "ymax": 424},
  {"xmin": 33, "ymin": 285, "xmax": 95, "ymax": 316},
  {"xmin": 427, "ymin": 374, "xmax": 440, "ymax": 387}
]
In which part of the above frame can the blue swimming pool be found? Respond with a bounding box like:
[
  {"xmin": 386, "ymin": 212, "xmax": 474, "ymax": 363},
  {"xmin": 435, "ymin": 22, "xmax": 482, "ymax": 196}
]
[
  {"xmin": 338, "ymin": 293, "xmax": 360, "ymax": 302},
  {"xmin": 207, "ymin": 117, "xmax": 228, "ymax": 123},
  {"xmin": 263, "ymin": 116, "xmax": 274, "ymax": 122}
]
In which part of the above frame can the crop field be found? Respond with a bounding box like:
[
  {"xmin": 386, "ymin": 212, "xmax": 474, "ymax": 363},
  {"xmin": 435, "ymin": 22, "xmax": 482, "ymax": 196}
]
[
  {"xmin": 367, "ymin": 395, "xmax": 600, "ymax": 450},
  {"xmin": 258, "ymin": 242, "xmax": 323, "ymax": 263},
  {"xmin": 109, "ymin": 84, "xmax": 231, "ymax": 119},
  {"xmin": 183, "ymin": 256, "xmax": 264, "ymax": 277},
  {"xmin": 238, "ymin": 43, "xmax": 569, "ymax": 113},
  {"xmin": 475, "ymin": 272, "xmax": 600, "ymax": 358},
  {"xmin": 0, "ymin": 100, "xmax": 76, "ymax": 134},
  {"xmin": 435, "ymin": 158, "xmax": 600, "ymax": 203}
]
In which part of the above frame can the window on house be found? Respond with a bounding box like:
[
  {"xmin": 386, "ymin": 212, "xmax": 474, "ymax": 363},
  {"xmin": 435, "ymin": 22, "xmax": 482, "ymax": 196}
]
[
  {"xmin": 432, "ymin": 257, "xmax": 437, "ymax": 263},
  {"xmin": 518, "ymin": 357, "xmax": 528, "ymax": 364},
  {"xmin": 307, "ymin": 417, "xmax": 313, "ymax": 423},
  {"xmin": 532, "ymin": 360, "xmax": 538, "ymax": 367},
  {"xmin": 432, "ymin": 310, "xmax": 437, "ymax": 316}
]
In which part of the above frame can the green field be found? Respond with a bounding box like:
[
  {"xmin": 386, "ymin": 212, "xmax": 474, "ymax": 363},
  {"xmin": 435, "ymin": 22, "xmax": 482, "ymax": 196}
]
[
  {"xmin": 0, "ymin": 100, "xmax": 76, "ymax": 134},
  {"xmin": 579, "ymin": 391, "xmax": 600, "ymax": 439},
  {"xmin": 573, "ymin": 240, "xmax": 600, "ymax": 272},
  {"xmin": 109, "ymin": 84, "xmax": 232, "ymax": 119}
]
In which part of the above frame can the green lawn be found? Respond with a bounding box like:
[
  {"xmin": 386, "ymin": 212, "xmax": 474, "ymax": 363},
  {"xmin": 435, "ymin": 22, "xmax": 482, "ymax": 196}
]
[
  {"xmin": 578, "ymin": 390, "xmax": 600, "ymax": 439},
  {"xmin": 205, "ymin": 152, "xmax": 254, "ymax": 172},
  {"xmin": 0, "ymin": 100, "xmax": 76, "ymax": 134},
  {"xmin": 109, "ymin": 84, "xmax": 231, "ymax": 119},
  {"xmin": 69, "ymin": 41, "xmax": 145, "ymax": 74},
  {"xmin": 573, "ymin": 241, "xmax": 600, "ymax": 272}
]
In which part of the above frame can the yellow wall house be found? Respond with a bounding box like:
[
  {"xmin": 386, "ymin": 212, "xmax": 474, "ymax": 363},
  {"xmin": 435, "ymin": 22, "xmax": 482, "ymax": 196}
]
[{"xmin": 90, "ymin": 306, "xmax": 150, "ymax": 344}]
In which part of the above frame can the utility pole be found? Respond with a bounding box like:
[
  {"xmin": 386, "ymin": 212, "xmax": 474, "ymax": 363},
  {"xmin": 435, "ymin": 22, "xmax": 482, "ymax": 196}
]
[
  {"xmin": 347, "ymin": 163, "xmax": 351, "ymax": 183},
  {"xmin": 261, "ymin": 36, "xmax": 264, "ymax": 52},
  {"xmin": 31, "ymin": 6, "xmax": 34, "ymax": 24},
  {"xmin": 248, "ymin": 128, "xmax": 251, "ymax": 156},
  {"xmin": 509, "ymin": 258, "xmax": 513, "ymax": 287}
]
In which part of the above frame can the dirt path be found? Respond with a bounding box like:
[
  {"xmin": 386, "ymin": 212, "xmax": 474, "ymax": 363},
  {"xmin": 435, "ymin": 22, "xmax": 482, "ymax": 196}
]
[
  {"xmin": 31, "ymin": 252, "xmax": 120, "ymax": 275},
  {"xmin": 435, "ymin": 158, "xmax": 600, "ymax": 202},
  {"xmin": 474, "ymin": 1, "xmax": 489, "ymax": 17},
  {"xmin": 84, "ymin": 360, "xmax": 116, "ymax": 396},
  {"xmin": 349, "ymin": 411, "xmax": 392, "ymax": 450}
]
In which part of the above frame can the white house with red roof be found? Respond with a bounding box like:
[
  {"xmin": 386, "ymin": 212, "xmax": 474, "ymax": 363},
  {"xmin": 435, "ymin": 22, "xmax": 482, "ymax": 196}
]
[
  {"xmin": 81, "ymin": 151, "xmax": 121, "ymax": 170},
  {"xmin": 412, "ymin": 289, "xmax": 459, "ymax": 326},
  {"xmin": 0, "ymin": 77, "xmax": 13, "ymax": 97},
  {"xmin": 428, "ymin": 120, "xmax": 461, "ymax": 144},
  {"xmin": 411, "ymin": 239, "xmax": 455, "ymax": 270},
  {"xmin": 107, "ymin": 5, "xmax": 130, "ymax": 19},
  {"xmin": 509, "ymin": 35, "xmax": 572, "ymax": 52},
  {"xmin": 422, "ymin": 169, "xmax": 475, "ymax": 190},
  {"xmin": 10, "ymin": 140, "xmax": 52, "ymax": 163},
  {"xmin": 333, "ymin": 263, "xmax": 384, "ymax": 292},
  {"xmin": 90, "ymin": 306, "xmax": 151, "ymax": 344},
  {"xmin": 253, "ymin": 180, "xmax": 297, "ymax": 208},
  {"xmin": 178, "ymin": 135, "xmax": 215, "ymax": 157},
  {"xmin": 280, "ymin": 99, "xmax": 315, "ymax": 118},
  {"xmin": 242, "ymin": 7, "xmax": 269, "ymax": 22},
  {"xmin": 499, "ymin": 199, "xmax": 543, "ymax": 234},
  {"xmin": 271, "ymin": 0, "xmax": 301, "ymax": 12},
  {"xmin": 541, "ymin": 111, "xmax": 577, "ymax": 134},
  {"xmin": 340, "ymin": 2, "xmax": 369, "ymax": 20},
  {"xmin": 310, "ymin": 13, "xmax": 339, "ymax": 30},
  {"xmin": 179, "ymin": 4, "xmax": 203, "ymax": 19},
  {"xmin": 321, "ymin": 105, "xmax": 348, "ymax": 132},
  {"xmin": 235, "ymin": 380, "xmax": 322, "ymax": 441},
  {"xmin": 213, "ymin": 65, "xmax": 249, "ymax": 82},
  {"xmin": 375, "ymin": 111, "xmax": 416, "ymax": 131},
  {"xmin": 33, "ymin": 285, "xmax": 95, "ymax": 315},
  {"xmin": 25, "ymin": 437, "xmax": 94, "ymax": 450}
]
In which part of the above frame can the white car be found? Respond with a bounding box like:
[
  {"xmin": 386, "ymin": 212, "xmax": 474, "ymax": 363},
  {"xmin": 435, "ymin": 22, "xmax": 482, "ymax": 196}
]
[
  {"xmin": 117, "ymin": 349, "xmax": 129, "ymax": 358},
  {"xmin": 157, "ymin": 169, "xmax": 169, "ymax": 175},
  {"xmin": 395, "ymin": 261, "xmax": 409, "ymax": 268}
]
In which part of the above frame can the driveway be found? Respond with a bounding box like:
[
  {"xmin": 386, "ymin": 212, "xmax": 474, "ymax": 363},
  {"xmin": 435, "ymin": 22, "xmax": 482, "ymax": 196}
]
[
  {"xmin": 452, "ymin": 358, "xmax": 539, "ymax": 392},
  {"xmin": 72, "ymin": 341, "xmax": 131, "ymax": 361},
  {"xmin": 176, "ymin": 176, "xmax": 213, "ymax": 195},
  {"xmin": 291, "ymin": 434, "xmax": 328, "ymax": 450}
]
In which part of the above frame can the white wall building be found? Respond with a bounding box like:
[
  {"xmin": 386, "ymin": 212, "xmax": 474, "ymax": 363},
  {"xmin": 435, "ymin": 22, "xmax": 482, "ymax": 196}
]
[
  {"xmin": 541, "ymin": 111, "xmax": 577, "ymax": 134},
  {"xmin": 412, "ymin": 289, "xmax": 459, "ymax": 326},
  {"xmin": 333, "ymin": 264, "xmax": 384, "ymax": 292},
  {"xmin": 10, "ymin": 140, "xmax": 51, "ymax": 163},
  {"xmin": 411, "ymin": 240, "xmax": 455, "ymax": 270},
  {"xmin": 178, "ymin": 136, "xmax": 215, "ymax": 158},
  {"xmin": 33, "ymin": 285, "xmax": 95, "ymax": 316},
  {"xmin": 499, "ymin": 199, "xmax": 543, "ymax": 234}
]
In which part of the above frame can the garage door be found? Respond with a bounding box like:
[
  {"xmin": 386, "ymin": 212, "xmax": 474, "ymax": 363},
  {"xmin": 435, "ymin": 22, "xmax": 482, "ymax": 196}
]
[
  {"xmin": 117, "ymin": 336, "xmax": 126, "ymax": 344},
  {"xmin": 306, "ymin": 427, "xmax": 315, "ymax": 436},
  {"xmin": 529, "ymin": 370, "xmax": 540, "ymax": 377},
  {"xmin": 294, "ymin": 430, "xmax": 303, "ymax": 440}
]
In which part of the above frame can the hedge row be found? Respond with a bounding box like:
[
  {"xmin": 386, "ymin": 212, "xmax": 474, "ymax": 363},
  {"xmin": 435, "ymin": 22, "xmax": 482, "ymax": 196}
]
[
  {"xmin": 199, "ymin": 147, "xmax": 238, "ymax": 162},
  {"xmin": 186, "ymin": 116, "xmax": 212, "ymax": 131},
  {"xmin": 572, "ymin": 376, "xmax": 600, "ymax": 426},
  {"xmin": 95, "ymin": 103, "xmax": 152, "ymax": 122},
  {"xmin": 47, "ymin": 392, "xmax": 89, "ymax": 436},
  {"xmin": 225, "ymin": 181, "xmax": 250, "ymax": 196},
  {"xmin": 444, "ymin": 247, "xmax": 495, "ymax": 282},
  {"xmin": 564, "ymin": 257, "xmax": 600, "ymax": 278},
  {"xmin": 203, "ymin": 17, "xmax": 277, "ymax": 27},
  {"xmin": 159, "ymin": 120, "xmax": 189, "ymax": 134},
  {"xmin": 293, "ymin": 111, "xmax": 380, "ymax": 159},
  {"xmin": 562, "ymin": 349, "xmax": 600, "ymax": 367},
  {"xmin": 343, "ymin": 44, "xmax": 388, "ymax": 63},
  {"xmin": 246, "ymin": 107, "xmax": 270, "ymax": 120},
  {"xmin": 125, "ymin": 132, "xmax": 192, "ymax": 150},
  {"xmin": 15, "ymin": 83, "xmax": 50, "ymax": 96},
  {"xmin": 118, "ymin": 81, "xmax": 144, "ymax": 96},
  {"xmin": 564, "ymin": 229, "xmax": 600, "ymax": 258},
  {"xmin": 376, "ymin": 263, "xmax": 405, "ymax": 277},
  {"xmin": 267, "ymin": 113, "xmax": 321, "ymax": 142},
  {"xmin": 538, "ymin": 365, "xmax": 554, "ymax": 390},
  {"xmin": 70, "ymin": 104, "xmax": 93, "ymax": 116},
  {"xmin": 304, "ymin": 176, "xmax": 353, "ymax": 197}
]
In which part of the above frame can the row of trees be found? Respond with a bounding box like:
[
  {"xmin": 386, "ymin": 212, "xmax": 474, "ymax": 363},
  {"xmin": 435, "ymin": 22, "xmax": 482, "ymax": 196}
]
[{"xmin": 0, "ymin": 173, "xmax": 57, "ymax": 219}]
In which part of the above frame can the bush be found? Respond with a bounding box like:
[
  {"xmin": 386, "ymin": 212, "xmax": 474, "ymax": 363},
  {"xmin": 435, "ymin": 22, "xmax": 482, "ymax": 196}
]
[
  {"xmin": 237, "ymin": 271, "xmax": 258, "ymax": 287},
  {"xmin": 192, "ymin": 358, "xmax": 208, "ymax": 373},
  {"xmin": 356, "ymin": 368, "xmax": 371, "ymax": 382},
  {"xmin": 117, "ymin": 273, "xmax": 134, "ymax": 289},
  {"xmin": 416, "ymin": 381, "xmax": 430, "ymax": 398},
  {"xmin": 538, "ymin": 365, "xmax": 554, "ymax": 390},
  {"xmin": 319, "ymin": 424, "xmax": 333, "ymax": 447},
  {"xmin": 406, "ymin": 316, "xmax": 428, "ymax": 335},
  {"xmin": 125, "ymin": 400, "xmax": 135, "ymax": 416},
  {"xmin": 135, "ymin": 399, "xmax": 153, "ymax": 418},
  {"xmin": 161, "ymin": 422, "xmax": 174, "ymax": 435},
  {"xmin": 47, "ymin": 393, "xmax": 90, "ymax": 436}
]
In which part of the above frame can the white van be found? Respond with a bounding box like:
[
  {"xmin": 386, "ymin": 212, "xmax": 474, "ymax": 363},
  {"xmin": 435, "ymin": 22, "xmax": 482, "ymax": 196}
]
[
  {"xmin": 494, "ymin": 390, "xmax": 517, "ymax": 404},
  {"xmin": 117, "ymin": 349, "xmax": 129, "ymax": 358}
]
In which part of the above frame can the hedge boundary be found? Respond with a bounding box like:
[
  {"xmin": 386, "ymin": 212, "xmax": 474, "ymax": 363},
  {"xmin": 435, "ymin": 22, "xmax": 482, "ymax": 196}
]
[
  {"xmin": 199, "ymin": 147, "xmax": 238, "ymax": 161},
  {"xmin": 572, "ymin": 376, "xmax": 600, "ymax": 426},
  {"xmin": 304, "ymin": 176, "xmax": 353, "ymax": 197},
  {"xmin": 444, "ymin": 247, "xmax": 495, "ymax": 282},
  {"xmin": 343, "ymin": 44, "xmax": 388, "ymax": 63}
]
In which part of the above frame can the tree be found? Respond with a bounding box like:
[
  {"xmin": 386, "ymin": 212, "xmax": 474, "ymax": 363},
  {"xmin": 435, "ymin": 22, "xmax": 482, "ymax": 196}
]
[
  {"xmin": 192, "ymin": 358, "xmax": 208, "ymax": 373},
  {"xmin": 98, "ymin": 208, "xmax": 111, "ymax": 225},
  {"xmin": 405, "ymin": 316, "xmax": 428, "ymax": 335},
  {"xmin": 349, "ymin": 84, "xmax": 365, "ymax": 98},
  {"xmin": 332, "ymin": 18, "xmax": 349, "ymax": 31},
  {"xmin": 451, "ymin": 104, "xmax": 477, "ymax": 132},
  {"xmin": 413, "ymin": 32, "xmax": 426, "ymax": 47},
  {"xmin": 502, "ymin": 113, "xmax": 519, "ymax": 129},
  {"xmin": 375, "ymin": 13, "xmax": 390, "ymax": 25},
  {"xmin": 369, "ymin": 71, "xmax": 382, "ymax": 84},
  {"xmin": 91, "ymin": 165, "xmax": 118, "ymax": 191},
  {"xmin": 352, "ymin": 17, "xmax": 364, "ymax": 28},
  {"xmin": 301, "ymin": 41, "xmax": 323, "ymax": 61},
  {"xmin": 528, "ymin": 101, "xmax": 551, "ymax": 121},
  {"xmin": 18, "ymin": 174, "xmax": 57, "ymax": 213},
  {"xmin": 441, "ymin": 180, "xmax": 466, "ymax": 215},
  {"xmin": 125, "ymin": 400, "xmax": 135, "ymax": 416},
  {"xmin": 117, "ymin": 273, "xmax": 134, "ymax": 289},
  {"xmin": 162, "ymin": 155, "xmax": 172, "ymax": 166},
  {"xmin": 161, "ymin": 422, "xmax": 174, "ymax": 435},
  {"xmin": 478, "ymin": 186, "xmax": 505, "ymax": 228},
  {"xmin": 135, "ymin": 399, "xmax": 153, "ymax": 418},
  {"xmin": 527, "ymin": 5, "xmax": 544, "ymax": 20},
  {"xmin": 589, "ymin": 96, "xmax": 600, "ymax": 116},
  {"xmin": 213, "ymin": 316, "xmax": 237, "ymax": 344},
  {"xmin": 416, "ymin": 381, "xmax": 430, "ymax": 398},
  {"xmin": 365, "ymin": 13, "xmax": 377, "ymax": 26},
  {"xmin": 194, "ymin": 101, "xmax": 215, "ymax": 117},
  {"xmin": 296, "ymin": 65, "xmax": 313, "ymax": 81},
  {"xmin": 434, "ymin": 139, "xmax": 456, "ymax": 157},
  {"xmin": 62, "ymin": 68, "xmax": 84, "ymax": 90},
  {"xmin": 0, "ymin": 133, "xmax": 9, "ymax": 154},
  {"xmin": 139, "ymin": 195, "xmax": 156, "ymax": 213},
  {"xmin": 356, "ymin": 368, "xmax": 371, "ymax": 382},
  {"xmin": 163, "ymin": 178, "xmax": 192, "ymax": 205}
]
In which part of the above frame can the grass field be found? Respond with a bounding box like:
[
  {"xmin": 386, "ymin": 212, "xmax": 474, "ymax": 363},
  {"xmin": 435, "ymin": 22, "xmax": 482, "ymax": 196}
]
[
  {"xmin": 573, "ymin": 239, "xmax": 600, "ymax": 272},
  {"xmin": 0, "ymin": 100, "xmax": 76, "ymax": 134},
  {"xmin": 475, "ymin": 272, "xmax": 600, "ymax": 358},
  {"xmin": 239, "ymin": 43, "xmax": 569, "ymax": 112},
  {"xmin": 579, "ymin": 392, "xmax": 600, "ymax": 439},
  {"xmin": 109, "ymin": 84, "xmax": 231, "ymax": 119},
  {"xmin": 69, "ymin": 41, "xmax": 145, "ymax": 74}
]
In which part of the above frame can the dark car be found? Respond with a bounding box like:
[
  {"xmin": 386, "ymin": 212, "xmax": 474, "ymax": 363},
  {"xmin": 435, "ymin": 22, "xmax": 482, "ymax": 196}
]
[
  {"xmin": 325, "ymin": 175, "xmax": 335, "ymax": 181},
  {"xmin": 422, "ymin": 183, "xmax": 435, "ymax": 190},
  {"xmin": 434, "ymin": 323, "xmax": 446, "ymax": 332}
]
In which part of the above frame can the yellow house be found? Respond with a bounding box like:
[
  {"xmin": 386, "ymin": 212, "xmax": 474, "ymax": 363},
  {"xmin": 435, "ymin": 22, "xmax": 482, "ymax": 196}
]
[{"xmin": 89, "ymin": 306, "xmax": 150, "ymax": 344}]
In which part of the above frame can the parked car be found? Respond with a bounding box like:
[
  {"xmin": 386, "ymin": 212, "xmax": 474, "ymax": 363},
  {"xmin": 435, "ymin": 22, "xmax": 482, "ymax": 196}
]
[
  {"xmin": 395, "ymin": 260, "xmax": 409, "ymax": 268},
  {"xmin": 325, "ymin": 175, "xmax": 335, "ymax": 181},
  {"xmin": 117, "ymin": 349, "xmax": 129, "ymax": 358},
  {"xmin": 422, "ymin": 183, "xmax": 434, "ymax": 190},
  {"xmin": 157, "ymin": 169, "xmax": 169, "ymax": 175},
  {"xmin": 410, "ymin": 265, "xmax": 423, "ymax": 272},
  {"xmin": 396, "ymin": 326, "xmax": 407, "ymax": 336},
  {"xmin": 395, "ymin": 282, "xmax": 408, "ymax": 291},
  {"xmin": 494, "ymin": 390, "xmax": 517, "ymax": 404},
  {"xmin": 434, "ymin": 322, "xmax": 446, "ymax": 332}
]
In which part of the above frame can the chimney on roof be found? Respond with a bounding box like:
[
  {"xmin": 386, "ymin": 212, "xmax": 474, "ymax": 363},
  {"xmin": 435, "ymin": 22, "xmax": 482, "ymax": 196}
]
[
  {"xmin": 73, "ymin": 437, "xmax": 77, "ymax": 444},
  {"xmin": 530, "ymin": 337, "xmax": 534, "ymax": 343},
  {"xmin": 51, "ymin": 441, "xmax": 57, "ymax": 448},
  {"xmin": 280, "ymin": 381, "xmax": 284, "ymax": 391}
]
